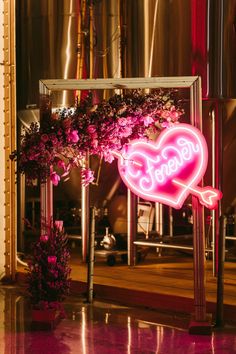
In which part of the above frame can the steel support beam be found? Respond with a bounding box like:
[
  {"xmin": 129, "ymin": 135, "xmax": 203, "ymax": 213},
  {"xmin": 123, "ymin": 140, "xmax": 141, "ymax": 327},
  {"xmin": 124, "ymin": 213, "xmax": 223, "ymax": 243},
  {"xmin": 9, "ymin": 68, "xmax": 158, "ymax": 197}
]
[{"xmin": 189, "ymin": 77, "xmax": 211, "ymax": 334}]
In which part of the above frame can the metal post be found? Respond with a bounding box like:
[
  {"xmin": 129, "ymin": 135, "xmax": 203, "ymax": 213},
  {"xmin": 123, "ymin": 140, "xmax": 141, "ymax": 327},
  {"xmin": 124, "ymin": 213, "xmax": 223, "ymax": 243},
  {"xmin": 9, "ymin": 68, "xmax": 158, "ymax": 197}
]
[
  {"xmin": 81, "ymin": 153, "xmax": 90, "ymax": 262},
  {"xmin": 192, "ymin": 198, "xmax": 206, "ymax": 321},
  {"xmin": 155, "ymin": 202, "xmax": 163, "ymax": 255},
  {"xmin": 169, "ymin": 207, "xmax": 173, "ymax": 237},
  {"xmin": 211, "ymin": 104, "xmax": 221, "ymax": 276},
  {"xmin": 215, "ymin": 215, "xmax": 226, "ymax": 327},
  {"xmin": 159, "ymin": 203, "xmax": 163, "ymax": 236},
  {"xmin": 17, "ymin": 174, "xmax": 25, "ymax": 252},
  {"xmin": 155, "ymin": 202, "xmax": 160, "ymax": 234},
  {"xmin": 87, "ymin": 206, "xmax": 96, "ymax": 303},
  {"xmin": 189, "ymin": 78, "xmax": 211, "ymax": 334},
  {"xmin": 40, "ymin": 178, "xmax": 53, "ymax": 234},
  {"xmin": 211, "ymin": 107, "xmax": 216, "ymax": 275},
  {"xmin": 39, "ymin": 83, "xmax": 53, "ymax": 232},
  {"xmin": 127, "ymin": 189, "xmax": 137, "ymax": 266}
]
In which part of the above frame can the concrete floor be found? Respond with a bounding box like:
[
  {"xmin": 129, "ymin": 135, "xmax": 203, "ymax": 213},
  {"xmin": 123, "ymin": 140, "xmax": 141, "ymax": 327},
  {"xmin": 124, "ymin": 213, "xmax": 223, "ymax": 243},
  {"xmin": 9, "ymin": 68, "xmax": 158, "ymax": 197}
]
[{"xmin": 0, "ymin": 286, "xmax": 236, "ymax": 354}]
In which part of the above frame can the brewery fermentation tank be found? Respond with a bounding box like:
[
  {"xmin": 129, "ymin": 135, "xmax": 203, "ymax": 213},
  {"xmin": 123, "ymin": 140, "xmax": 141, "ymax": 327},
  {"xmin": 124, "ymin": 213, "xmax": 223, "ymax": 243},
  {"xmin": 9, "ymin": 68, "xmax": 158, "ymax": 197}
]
[{"xmin": 16, "ymin": 0, "xmax": 236, "ymax": 249}]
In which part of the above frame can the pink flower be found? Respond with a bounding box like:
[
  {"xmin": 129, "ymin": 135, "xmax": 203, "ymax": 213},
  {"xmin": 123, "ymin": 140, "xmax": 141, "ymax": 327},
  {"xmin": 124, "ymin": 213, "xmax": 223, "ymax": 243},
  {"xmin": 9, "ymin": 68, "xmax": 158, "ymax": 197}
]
[
  {"xmin": 48, "ymin": 256, "xmax": 57, "ymax": 265},
  {"xmin": 67, "ymin": 130, "xmax": 79, "ymax": 143},
  {"xmin": 57, "ymin": 159, "xmax": 66, "ymax": 170},
  {"xmin": 41, "ymin": 134, "xmax": 49, "ymax": 143},
  {"xmin": 161, "ymin": 110, "xmax": 171, "ymax": 119},
  {"xmin": 161, "ymin": 121, "xmax": 169, "ymax": 128},
  {"xmin": 91, "ymin": 138, "xmax": 98, "ymax": 148},
  {"xmin": 142, "ymin": 115, "xmax": 154, "ymax": 127},
  {"xmin": 49, "ymin": 133, "xmax": 58, "ymax": 145},
  {"xmin": 50, "ymin": 269, "xmax": 58, "ymax": 278},
  {"xmin": 121, "ymin": 126, "xmax": 132, "ymax": 137},
  {"xmin": 55, "ymin": 220, "xmax": 63, "ymax": 232},
  {"xmin": 103, "ymin": 151, "xmax": 115, "ymax": 163},
  {"xmin": 50, "ymin": 171, "xmax": 60, "ymax": 186},
  {"xmin": 170, "ymin": 111, "xmax": 180, "ymax": 120},
  {"xmin": 87, "ymin": 125, "xmax": 97, "ymax": 133},
  {"xmin": 62, "ymin": 117, "xmax": 72, "ymax": 129},
  {"xmin": 40, "ymin": 234, "xmax": 48, "ymax": 242},
  {"xmin": 118, "ymin": 117, "xmax": 127, "ymax": 126},
  {"xmin": 81, "ymin": 168, "xmax": 95, "ymax": 186}
]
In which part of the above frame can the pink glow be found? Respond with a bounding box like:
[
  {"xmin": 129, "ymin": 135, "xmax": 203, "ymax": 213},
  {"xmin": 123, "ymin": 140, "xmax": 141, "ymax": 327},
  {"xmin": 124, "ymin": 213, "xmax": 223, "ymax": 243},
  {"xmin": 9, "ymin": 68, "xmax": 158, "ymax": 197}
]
[
  {"xmin": 116, "ymin": 124, "xmax": 222, "ymax": 209},
  {"xmin": 173, "ymin": 179, "xmax": 222, "ymax": 209}
]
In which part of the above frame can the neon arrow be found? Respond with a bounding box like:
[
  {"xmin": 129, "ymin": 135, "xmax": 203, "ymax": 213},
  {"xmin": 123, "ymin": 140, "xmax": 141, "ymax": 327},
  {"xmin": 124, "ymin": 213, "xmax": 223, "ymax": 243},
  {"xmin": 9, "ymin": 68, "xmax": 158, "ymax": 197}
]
[{"xmin": 173, "ymin": 179, "xmax": 222, "ymax": 209}]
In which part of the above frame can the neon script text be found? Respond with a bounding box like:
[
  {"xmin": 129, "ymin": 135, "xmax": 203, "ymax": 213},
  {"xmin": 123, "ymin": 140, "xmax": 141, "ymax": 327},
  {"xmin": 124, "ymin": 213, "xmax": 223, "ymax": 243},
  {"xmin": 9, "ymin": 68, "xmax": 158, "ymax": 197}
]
[{"xmin": 116, "ymin": 123, "xmax": 222, "ymax": 209}]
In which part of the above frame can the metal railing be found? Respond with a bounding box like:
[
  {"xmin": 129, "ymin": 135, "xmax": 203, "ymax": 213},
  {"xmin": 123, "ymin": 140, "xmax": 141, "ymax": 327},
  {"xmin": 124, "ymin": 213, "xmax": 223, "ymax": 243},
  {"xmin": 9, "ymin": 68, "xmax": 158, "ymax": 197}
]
[{"xmin": 133, "ymin": 240, "xmax": 213, "ymax": 253}]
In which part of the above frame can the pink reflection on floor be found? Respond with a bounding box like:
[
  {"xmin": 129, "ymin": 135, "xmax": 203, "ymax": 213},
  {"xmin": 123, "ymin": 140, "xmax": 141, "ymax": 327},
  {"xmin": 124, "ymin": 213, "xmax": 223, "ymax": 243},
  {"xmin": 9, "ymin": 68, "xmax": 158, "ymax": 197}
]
[{"xmin": 1, "ymin": 287, "xmax": 236, "ymax": 353}]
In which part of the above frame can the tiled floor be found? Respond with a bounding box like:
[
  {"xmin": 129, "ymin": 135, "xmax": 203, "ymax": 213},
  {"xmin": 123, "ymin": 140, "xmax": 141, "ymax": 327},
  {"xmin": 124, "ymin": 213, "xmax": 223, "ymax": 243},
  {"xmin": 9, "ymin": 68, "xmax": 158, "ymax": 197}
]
[
  {"xmin": 17, "ymin": 251, "xmax": 236, "ymax": 323},
  {"xmin": 0, "ymin": 286, "xmax": 236, "ymax": 354}
]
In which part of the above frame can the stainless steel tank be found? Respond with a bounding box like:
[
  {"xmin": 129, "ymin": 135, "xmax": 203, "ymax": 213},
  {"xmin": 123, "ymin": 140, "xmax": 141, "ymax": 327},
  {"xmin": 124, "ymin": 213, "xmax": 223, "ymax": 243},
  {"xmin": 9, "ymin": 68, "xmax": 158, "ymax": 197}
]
[{"xmin": 16, "ymin": 0, "xmax": 236, "ymax": 236}]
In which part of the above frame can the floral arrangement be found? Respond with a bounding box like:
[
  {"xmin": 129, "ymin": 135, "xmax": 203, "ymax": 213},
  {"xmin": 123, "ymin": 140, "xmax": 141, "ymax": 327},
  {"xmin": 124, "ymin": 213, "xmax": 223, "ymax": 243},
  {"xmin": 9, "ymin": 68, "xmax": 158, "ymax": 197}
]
[
  {"xmin": 16, "ymin": 90, "xmax": 184, "ymax": 186},
  {"xmin": 26, "ymin": 220, "xmax": 71, "ymax": 310}
]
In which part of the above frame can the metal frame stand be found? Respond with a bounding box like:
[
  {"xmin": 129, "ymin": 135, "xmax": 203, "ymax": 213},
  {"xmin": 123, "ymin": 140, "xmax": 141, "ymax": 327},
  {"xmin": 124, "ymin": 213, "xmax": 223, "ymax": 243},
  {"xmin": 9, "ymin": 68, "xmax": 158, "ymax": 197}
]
[
  {"xmin": 40, "ymin": 179, "xmax": 53, "ymax": 233},
  {"xmin": 82, "ymin": 153, "xmax": 90, "ymax": 262},
  {"xmin": 39, "ymin": 84, "xmax": 53, "ymax": 231},
  {"xmin": 128, "ymin": 189, "xmax": 137, "ymax": 266},
  {"xmin": 38, "ymin": 77, "xmax": 210, "ymax": 333},
  {"xmin": 188, "ymin": 77, "xmax": 212, "ymax": 334},
  {"xmin": 87, "ymin": 206, "xmax": 96, "ymax": 303}
]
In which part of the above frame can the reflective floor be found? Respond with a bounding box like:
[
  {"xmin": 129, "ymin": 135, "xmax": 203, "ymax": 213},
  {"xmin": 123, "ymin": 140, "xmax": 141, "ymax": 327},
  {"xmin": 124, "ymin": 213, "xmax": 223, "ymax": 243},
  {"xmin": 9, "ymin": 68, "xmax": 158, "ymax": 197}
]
[{"xmin": 0, "ymin": 286, "xmax": 236, "ymax": 354}]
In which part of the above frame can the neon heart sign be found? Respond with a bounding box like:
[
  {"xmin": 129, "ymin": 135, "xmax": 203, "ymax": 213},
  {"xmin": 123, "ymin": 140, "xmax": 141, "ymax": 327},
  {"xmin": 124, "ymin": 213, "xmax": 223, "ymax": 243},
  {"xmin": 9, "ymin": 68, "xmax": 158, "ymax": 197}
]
[{"xmin": 115, "ymin": 123, "xmax": 222, "ymax": 209}]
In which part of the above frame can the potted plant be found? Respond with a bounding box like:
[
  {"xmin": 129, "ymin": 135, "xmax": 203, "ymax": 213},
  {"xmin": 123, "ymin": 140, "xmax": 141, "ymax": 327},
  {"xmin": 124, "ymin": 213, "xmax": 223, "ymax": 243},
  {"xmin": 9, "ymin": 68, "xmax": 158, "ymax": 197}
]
[{"xmin": 26, "ymin": 220, "xmax": 71, "ymax": 325}]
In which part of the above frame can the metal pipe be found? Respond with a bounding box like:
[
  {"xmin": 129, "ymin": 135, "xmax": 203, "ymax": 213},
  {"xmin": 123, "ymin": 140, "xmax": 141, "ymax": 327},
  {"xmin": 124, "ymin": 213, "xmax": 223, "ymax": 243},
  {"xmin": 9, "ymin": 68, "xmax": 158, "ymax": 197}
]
[
  {"xmin": 87, "ymin": 206, "xmax": 96, "ymax": 303},
  {"xmin": 190, "ymin": 78, "xmax": 207, "ymax": 323},
  {"xmin": 225, "ymin": 236, "xmax": 236, "ymax": 241},
  {"xmin": 159, "ymin": 203, "xmax": 163, "ymax": 236},
  {"xmin": 192, "ymin": 198, "xmax": 207, "ymax": 322},
  {"xmin": 169, "ymin": 207, "xmax": 173, "ymax": 237},
  {"xmin": 80, "ymin": 0, "xmax": 90, "ymax": 262},
  {"xmin": 16, "ymin": 255, "xmax": 27, "ymax": 267},
  {"xmin": 215, "ymin": 215, "xmax": 226, "ymax": 327},
  {"xmin": 76, "ymin": 0, "xmax": 86, "ymax": 101},
  {"xmin": 211, "ymin": 108, "xmax": 216, "ymax": 276},
  {"xmin": 134, "ymin": 240, "xmax": 213, "ymax": 252},
  {"xmin": 40, "ymin": 176, "xmax": 53, "ymax": 234},
  {"xmin": 155, "ymin": 202, "xmax": 163, "ymax": 237},
  {"xmin": 17, "ymin": 174, "xmax": 25, "ymax": 252},
  {"xmin": 218, "ymin": 0, "xmax": 224, "ymax": 97},
  {"xmin": 155, "ymin": 202, "xmax": 160, "ymax": 234},
  {"xmin": 148, "ymin": 0, "xmax": 159, "ymax": 77},
  {"xmin": 81, "ymin": 153, "xmax": 90, "ymax": 262},
  {"xmin": 127, "ymin": 189, "xmax": 137, "ymax": 266},
  {"xmin": 89, "ymin": 0, "xmax": 94, "ymax": 78},
  {"xmin": 134, "ymin": 241, "xmax": 193, "ymax": 251},
  {"xmin": 39, "ymin": 83, "xmax": 53, "ymax": 233}
]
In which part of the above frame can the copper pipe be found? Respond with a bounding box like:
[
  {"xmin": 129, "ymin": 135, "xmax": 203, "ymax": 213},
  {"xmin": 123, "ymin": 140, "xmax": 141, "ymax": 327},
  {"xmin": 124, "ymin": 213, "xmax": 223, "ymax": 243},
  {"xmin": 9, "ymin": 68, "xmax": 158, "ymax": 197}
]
[
  {"xmin": 76, "ymin": 0, "xmax": 87, "ymax": 100},
  {"xmin": 102, "ymin": 0, "xmax": 108, "ymax": 81},
  {"xmin": 89, "ymin": 1, "xmax": 94, "ymax": 78}
]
